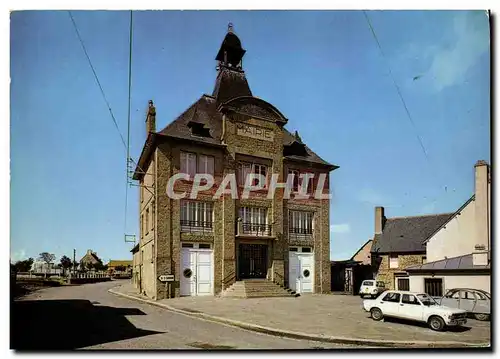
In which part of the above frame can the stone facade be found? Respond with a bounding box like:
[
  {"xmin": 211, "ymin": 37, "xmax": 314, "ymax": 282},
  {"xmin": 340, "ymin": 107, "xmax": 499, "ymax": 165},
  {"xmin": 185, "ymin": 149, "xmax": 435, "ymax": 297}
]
[
  {"xmin": 132, "ymin": 26, "xmax": 336, "ymax": 300},
  {"xmin": 374, "ymin": 254, "xmax": 426, "ymax": 290}
]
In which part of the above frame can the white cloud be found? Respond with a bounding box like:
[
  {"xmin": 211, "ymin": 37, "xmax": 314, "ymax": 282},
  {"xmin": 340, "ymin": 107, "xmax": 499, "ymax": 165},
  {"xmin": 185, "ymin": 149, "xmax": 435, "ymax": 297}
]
[
  {"xmin": 429, "ymin": 12, "xmax": 489, "ymax": 91},
  {"xmin": 401, "ymin": 11, "xmax": 489, "ymax": 92},
  {"xmin": 330, "ymin": 223, "xmax": 350, "ymax": 234}
]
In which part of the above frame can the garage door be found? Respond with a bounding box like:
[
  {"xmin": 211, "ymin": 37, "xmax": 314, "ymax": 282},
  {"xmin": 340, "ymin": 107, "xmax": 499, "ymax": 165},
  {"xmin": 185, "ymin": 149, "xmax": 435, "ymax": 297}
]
[{"xmin": 180, "ymin": 245, "xmax": 213, "ymax": 296}]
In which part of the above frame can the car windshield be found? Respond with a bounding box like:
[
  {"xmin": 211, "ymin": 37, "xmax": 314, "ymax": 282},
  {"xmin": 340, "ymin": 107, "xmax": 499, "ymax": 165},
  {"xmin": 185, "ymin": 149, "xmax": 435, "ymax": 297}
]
[
  {"xmin": 362, "ymin": 281, "xmax": 374, "ymax": 286},
  {"xmin": 417, "ymin": 294, "xmax": 438, "ymax": 306}
]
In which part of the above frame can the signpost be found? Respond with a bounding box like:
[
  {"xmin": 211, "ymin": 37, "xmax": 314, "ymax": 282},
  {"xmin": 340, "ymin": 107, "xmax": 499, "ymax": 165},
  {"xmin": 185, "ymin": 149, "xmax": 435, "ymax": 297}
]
[
  {"xmin": 158, "ymin": 274, "xmax": 175, "ymax": 298},
  {"xmin": 158, "ymin": 274, "xmax": 174, "ymax": 282}
]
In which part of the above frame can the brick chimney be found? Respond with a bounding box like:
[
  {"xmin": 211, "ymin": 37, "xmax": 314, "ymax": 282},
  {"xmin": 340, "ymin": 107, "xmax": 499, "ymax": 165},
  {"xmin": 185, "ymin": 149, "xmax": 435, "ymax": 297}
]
[
  {"xmin": 146, "ymin": 100, "xmax": 156, "ymax": 134},
  {"xmin": 473, "ymin": 160, "xmax": 490, "ymax": 266},
  {"xmin": 375, "ymin": 206, "xmax": 385, "ymax": 234}
]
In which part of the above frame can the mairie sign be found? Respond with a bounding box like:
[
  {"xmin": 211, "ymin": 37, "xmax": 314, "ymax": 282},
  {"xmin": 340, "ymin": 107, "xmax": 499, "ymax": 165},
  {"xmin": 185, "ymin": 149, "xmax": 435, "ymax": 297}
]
[{"xmin": 236, "ymin": 123, "xmax": 274, "ymax": 142}]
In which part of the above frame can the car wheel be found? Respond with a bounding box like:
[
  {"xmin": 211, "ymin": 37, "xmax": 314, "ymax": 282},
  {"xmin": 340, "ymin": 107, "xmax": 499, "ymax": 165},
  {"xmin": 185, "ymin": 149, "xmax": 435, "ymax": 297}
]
[
  {"xmin": 428, "ymin": 316, "xmax": 445, "ymax": 331},
  {"xmin": 474, "ymin": 313, "xmax": 490, "ymax": 321},
  {"xmin": 370, "ymin": 307, "xmax": 383, "ymax": 321}
]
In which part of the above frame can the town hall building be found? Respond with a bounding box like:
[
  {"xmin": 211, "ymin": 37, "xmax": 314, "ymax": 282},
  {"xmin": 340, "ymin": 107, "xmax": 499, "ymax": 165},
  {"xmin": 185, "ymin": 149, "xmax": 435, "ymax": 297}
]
[{"xmin": 131, "ymin": 24, "xmax": 338, "ymax": 299}]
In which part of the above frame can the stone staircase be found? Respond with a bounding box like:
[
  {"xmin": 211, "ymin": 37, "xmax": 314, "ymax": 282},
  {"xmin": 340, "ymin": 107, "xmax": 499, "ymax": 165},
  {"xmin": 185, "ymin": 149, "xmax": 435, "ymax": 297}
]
[{"xmin": 220, "ymin": 279, "xmax": 299, "ymax": 298}]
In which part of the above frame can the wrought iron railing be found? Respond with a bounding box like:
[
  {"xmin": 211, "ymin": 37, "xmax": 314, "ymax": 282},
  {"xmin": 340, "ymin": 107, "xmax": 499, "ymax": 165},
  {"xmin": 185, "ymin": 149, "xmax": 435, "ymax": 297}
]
[
  {"xmin": 289, "ymin": 227, "xmax": 313, "ymax": 239},
  {"xmin": 180, "ymin": 220, "xmax": 213, "ymax": 233},
  {"xmin": 240, "ymin": 222, "xmax": 272, "ymax": 237}
]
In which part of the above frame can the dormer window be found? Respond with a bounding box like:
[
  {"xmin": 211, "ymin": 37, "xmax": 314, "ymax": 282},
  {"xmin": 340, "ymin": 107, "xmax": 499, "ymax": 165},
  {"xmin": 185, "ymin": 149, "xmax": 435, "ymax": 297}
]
[{"xmin": 187, "ymin": 121, "xmax": 211, "ymax": 138}]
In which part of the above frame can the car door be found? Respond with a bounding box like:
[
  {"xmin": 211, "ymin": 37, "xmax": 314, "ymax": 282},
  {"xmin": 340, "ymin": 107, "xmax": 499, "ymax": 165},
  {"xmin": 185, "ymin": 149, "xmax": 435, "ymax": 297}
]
[
  {"xmin": 459, "ymin": 290, "xmax": 477, "ymax": 312},
  {"xmin": 380, "ymin": 292, "xmax": 401, "ymax": 317},
  {"xmin": 400, "ymin": 294, "xmax": 424, "ymax": 321}
]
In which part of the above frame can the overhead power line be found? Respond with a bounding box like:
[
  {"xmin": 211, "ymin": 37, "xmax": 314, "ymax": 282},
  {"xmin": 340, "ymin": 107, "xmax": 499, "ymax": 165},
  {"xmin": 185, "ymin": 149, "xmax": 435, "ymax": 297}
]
[
  {"xmin": 362, "ymin": 10, "xmax": 430, "ymax": 164},
  {"xmin": 68, "ymin": 11, "xmax": 128, "ymax": 151},
  {"xmin": 362, "ymin": 11, "xmax": 447, "ymax": 208}
]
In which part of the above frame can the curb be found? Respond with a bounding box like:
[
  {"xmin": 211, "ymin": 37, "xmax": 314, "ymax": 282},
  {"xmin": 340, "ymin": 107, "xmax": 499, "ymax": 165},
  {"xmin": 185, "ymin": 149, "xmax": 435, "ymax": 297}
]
[{"xmin": 108, "ymin": 287, "xmax": 490, "ymax": 348}]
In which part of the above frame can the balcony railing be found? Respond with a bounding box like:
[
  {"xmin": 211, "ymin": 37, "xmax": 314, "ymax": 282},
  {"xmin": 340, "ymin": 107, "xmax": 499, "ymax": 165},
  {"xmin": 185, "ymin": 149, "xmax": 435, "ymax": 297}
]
[
  {"xmin": 180, "ymin": 220, "xmax": 213, "ymax": 233},
  {"xmin": 289, "ymin": 227, "xmax": 313, "ymax": 239},
  {"xmin": 239, "ymin": 222, "xmax": 273, "ymax": 237}
]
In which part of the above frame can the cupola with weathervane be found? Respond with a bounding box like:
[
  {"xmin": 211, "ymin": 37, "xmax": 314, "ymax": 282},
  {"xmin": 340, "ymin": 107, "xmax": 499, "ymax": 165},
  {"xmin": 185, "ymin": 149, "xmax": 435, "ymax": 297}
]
[{"xmin": 215, "ymin": 23, "xmax": 246, "ymax": 69}]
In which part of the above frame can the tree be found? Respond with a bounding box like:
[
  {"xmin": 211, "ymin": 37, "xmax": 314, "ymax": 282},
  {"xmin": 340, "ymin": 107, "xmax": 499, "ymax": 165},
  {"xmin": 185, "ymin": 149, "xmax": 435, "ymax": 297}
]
[
  {"xmin": 60, "ymin": 256, "xmax": 72, "ymax": 276},
  {"xmin": 14, "ymin": 258, "xmax": 34, "ymax": 273},
  {"xmin": 39, "ymin": 252, "xmax": 56, "ymax": 278},
  {"xmin": 115, "ymin": 265, "xmax": 126, "ymax": 272}
]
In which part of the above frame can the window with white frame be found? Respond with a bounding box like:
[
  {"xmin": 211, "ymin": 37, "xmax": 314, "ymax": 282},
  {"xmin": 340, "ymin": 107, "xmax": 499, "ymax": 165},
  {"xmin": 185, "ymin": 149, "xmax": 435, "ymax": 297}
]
[
  {"xmin": 239, "ymin": 207, "xmax": 269, "ymax": 235},
  {"xmin": 289, "ymin": 210, "xmax": 313, "ymax": 236},
  {"xmin": 389, "ymin": 254, "xmax": 399, "ymax": 269},
  {"xmin": 180, "ymin": 151, "xmax": 197, "ymax": 178},
  {"xmin": 180, "ymin": 200, "xmax": 213, "ymax": 232},
  {"xmin": 238, "ymin": 162, "xmax": 268, "ymax": 187},
  {"xmin": 198, "ymin": 154, "xmax": 215, "ymax": 176}
]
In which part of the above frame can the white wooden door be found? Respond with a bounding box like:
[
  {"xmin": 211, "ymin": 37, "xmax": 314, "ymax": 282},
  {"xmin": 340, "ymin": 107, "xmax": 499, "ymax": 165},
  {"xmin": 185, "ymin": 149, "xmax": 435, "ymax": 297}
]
[
  {"xmin": 299, "ymin": 254, "xmax": 314, "ymax": 293},
  {"xmin": 196, "ymin": 251, "xmax": 213, "ymax": 296},
  {"xmin": 180, "ymin": 248, "xmax": 213, "ymax": 296}
]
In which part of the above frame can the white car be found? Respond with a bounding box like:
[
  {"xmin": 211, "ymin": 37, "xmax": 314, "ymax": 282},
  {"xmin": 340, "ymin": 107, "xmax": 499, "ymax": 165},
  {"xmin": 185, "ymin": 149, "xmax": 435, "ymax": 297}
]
[
  {"xmin": 359, "ymin": 280, "xmax": 386, "ymax": 298},
  {"xmin": 363, "ymin": 290, "xmax": 468, "ymax": 331}
]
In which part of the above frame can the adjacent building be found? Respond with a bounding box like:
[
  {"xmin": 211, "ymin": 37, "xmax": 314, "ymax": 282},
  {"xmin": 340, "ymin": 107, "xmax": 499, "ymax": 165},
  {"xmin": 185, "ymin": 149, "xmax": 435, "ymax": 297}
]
[
  {"xmin": 370, "ymin": 210, "xmax": 453, "ymax": 291},
  {"xmin": 371, "ymin": 160, "xmax": 491, "ymax": 296},
  {"xmin": 406, "ymin": 160, "xmax": 491, "ymax": 294},
  {"xmin": 132, "ymin": 25, "xmax": 337, "ymax": 299}
]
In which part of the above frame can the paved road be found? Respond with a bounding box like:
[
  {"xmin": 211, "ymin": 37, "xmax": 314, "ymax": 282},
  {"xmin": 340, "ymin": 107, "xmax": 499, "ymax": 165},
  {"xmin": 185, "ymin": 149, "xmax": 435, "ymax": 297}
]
[{"xmin": 11, "ymin": 280, "xmax": 360, "ymax": 350}]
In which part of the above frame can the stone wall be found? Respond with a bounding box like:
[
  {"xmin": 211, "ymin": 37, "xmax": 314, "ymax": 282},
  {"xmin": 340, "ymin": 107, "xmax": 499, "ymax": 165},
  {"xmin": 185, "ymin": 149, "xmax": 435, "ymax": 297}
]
[{"xmin": 374, "ymin": 254, "xmax": 425, "ymax": 289}]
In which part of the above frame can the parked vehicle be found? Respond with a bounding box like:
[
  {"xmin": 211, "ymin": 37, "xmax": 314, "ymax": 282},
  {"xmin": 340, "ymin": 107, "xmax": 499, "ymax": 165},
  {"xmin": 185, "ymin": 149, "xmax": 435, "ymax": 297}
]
[
  {"xmin": 433, "ymin": 288, "xmax": 490, "ymax": 321},
  {"xmin": 363, "ymin": 290, "xmax": 468, "ymax": 331},
  {"xmin": 359, "ymin": 280, "xmax": 386, "ymax": 298}
]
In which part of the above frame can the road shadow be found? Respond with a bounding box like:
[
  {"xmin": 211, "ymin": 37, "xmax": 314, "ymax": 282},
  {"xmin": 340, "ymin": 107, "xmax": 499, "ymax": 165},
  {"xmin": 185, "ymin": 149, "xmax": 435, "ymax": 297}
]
[
  {"xmin": 11, "ymin": 299, "xmax": 162, "ymax": 350},
  {"xmin": 381, "ymin": 316, "xmax": 472, "ymax": 332}
]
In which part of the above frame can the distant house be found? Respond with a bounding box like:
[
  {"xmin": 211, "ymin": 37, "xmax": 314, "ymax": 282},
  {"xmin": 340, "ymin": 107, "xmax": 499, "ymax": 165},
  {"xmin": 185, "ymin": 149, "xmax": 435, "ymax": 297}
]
[
  {"xmin": 79, "ymin": 249, "xmax": 101, "ymax": 269},
  {"xmin": 405, "ymin": 160, "xmax": 491, "ymax": 294}
]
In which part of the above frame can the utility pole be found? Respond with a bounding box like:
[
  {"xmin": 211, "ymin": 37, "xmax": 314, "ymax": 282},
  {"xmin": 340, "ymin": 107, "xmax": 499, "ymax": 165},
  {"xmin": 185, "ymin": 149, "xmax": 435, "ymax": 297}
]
[{"xmin": 73, "ymin": 249, "xmax": 76, "ymax": 276}]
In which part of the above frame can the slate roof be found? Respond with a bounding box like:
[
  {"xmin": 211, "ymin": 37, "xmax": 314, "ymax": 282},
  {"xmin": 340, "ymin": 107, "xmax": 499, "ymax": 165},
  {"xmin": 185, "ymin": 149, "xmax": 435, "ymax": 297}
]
[
  {"xmin": 212, "ymin": 68, "xmax": 252, "ymax": 105},
  {"xmin": 371, "ymin": 213, "xmax": 454, "ymax": 254},
  {"xmin": 133, "ymin": 30, "xmax": 338, "ymax": 179},
  {"xmin": 406, "ymin": 254, "xmax": 490, "ymax": 272}
]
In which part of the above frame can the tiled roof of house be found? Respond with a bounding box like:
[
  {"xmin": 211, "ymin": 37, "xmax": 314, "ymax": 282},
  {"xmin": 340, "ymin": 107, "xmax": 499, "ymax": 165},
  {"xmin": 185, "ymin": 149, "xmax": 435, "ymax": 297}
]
[
  {"xmin": 371, "ymin": 213, "xmax": 454, "ymax": 254},
  {"xmin": 406, "ymin": 253, "xmax": 490, "ymax": 271}
]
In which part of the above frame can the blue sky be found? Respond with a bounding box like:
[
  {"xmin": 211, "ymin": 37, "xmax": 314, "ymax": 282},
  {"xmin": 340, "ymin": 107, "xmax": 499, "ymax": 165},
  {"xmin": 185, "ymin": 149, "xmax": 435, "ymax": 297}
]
[{"xmin": 10, "ymin": 10, "xmax": 490, "ymax": 263}]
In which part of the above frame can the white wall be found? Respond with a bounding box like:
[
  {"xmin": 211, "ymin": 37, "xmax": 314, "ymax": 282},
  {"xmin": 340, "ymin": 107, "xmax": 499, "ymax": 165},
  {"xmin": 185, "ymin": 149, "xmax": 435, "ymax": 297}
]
[
  {"xmin": 426, "ymin": 199, "xmax": 475, "ymax": 262},
  {"xmin": 409, "ymin": 273, "xmax": 490, "ymax": 294}
]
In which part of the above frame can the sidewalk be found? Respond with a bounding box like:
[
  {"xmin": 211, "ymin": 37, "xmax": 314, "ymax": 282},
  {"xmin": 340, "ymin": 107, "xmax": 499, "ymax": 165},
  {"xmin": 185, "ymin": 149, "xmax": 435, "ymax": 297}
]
[{"xmin": 110, "ymin": 283, "xmax": 490, "ymax": 348}]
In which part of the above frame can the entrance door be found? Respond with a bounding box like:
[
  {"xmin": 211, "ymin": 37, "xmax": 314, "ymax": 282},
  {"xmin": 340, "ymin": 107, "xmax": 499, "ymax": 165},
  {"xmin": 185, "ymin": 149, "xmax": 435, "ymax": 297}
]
[
  {"xmin": 238, "ymin": 244, "xmax": 268, "ymax": 279},
  {"xmin": 289, "ymin": 249, "xmax": 314, "ymax": 293},
  {"xmin": 180, "ymin": 248, "xmax": 213, "ymax": 296}
]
